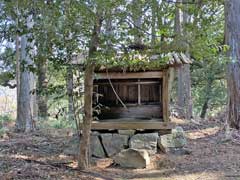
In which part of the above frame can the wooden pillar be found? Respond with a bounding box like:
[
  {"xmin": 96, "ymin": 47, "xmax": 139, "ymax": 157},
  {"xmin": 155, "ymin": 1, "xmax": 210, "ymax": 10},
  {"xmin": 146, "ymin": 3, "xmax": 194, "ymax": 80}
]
[
  {"xmin": 138, "ymin": 79, "xmax": 141, "ymax": 105},
  {"xmin": 162, "ymin": 69, "xmax": 170, "ymax": 122}
]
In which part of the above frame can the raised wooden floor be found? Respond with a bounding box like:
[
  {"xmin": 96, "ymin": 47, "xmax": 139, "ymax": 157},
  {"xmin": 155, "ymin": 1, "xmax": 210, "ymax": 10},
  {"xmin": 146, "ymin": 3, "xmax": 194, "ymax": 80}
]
[{"xmin": 79, "ymin": 119, "xmax": 175, "ymax": 130}]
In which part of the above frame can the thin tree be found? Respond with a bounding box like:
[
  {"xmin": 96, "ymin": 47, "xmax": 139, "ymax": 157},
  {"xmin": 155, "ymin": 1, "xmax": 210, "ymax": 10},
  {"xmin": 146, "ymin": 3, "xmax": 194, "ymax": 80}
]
[
  {"xmin": 66, "ymin": 65, "xmax": 74, "ymax": 121},
  {"xmin": 78, "ymin": 11, "xmax": 103, "ymax": 170}
]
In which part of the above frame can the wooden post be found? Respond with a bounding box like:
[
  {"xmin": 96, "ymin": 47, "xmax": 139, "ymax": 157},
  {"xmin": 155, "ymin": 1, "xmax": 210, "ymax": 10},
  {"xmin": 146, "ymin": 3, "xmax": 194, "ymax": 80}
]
[
  {"xmin": 138, "ymin": 79, "xmax": 141, "ymax": 105},
  {"xmin": 162, "ymin": 69, "xmax": 170, "ymax": 122}
]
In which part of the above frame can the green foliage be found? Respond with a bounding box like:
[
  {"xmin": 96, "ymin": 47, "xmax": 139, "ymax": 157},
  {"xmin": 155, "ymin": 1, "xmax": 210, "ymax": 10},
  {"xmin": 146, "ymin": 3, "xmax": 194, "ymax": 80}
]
[
  {"xmin": 0, "ymin": 114, "xmax": 13, "ymax": 129},
  {"xmin": 0, "ymin": 0, "xmax": 228, "ymax": 123},
  {"xmin": 39, "ymin": 117, "xmax": 75, "ymax": 129}
]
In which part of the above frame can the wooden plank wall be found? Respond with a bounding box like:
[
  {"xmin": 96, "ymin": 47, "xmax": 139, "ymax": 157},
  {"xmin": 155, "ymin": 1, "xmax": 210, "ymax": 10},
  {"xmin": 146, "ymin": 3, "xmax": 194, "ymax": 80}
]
[
  {"xmin": 97, "ymin": 105, "xmax": 163, "ymax": 119},
  {"xmin": 94, "ymin": 71, "xmax": 170, "ymax": 121}
]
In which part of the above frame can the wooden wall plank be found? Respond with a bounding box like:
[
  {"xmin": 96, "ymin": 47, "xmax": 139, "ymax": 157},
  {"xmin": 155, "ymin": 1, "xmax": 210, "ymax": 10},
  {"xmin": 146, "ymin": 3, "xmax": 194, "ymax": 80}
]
[
  {"xmin": 95, "ymin": 71, "xmax": 163, "ymax": 79},
  {"xmin": 98, "ymin": 105, "xmax": 162, "ymax": 119}
]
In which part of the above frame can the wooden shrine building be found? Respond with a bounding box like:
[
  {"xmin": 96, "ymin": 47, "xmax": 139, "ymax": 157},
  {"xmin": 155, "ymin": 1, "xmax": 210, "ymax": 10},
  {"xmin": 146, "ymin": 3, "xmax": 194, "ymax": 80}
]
[{"xmin": 87, "ymin": 52, "xmax": 192, "ymax": 131}]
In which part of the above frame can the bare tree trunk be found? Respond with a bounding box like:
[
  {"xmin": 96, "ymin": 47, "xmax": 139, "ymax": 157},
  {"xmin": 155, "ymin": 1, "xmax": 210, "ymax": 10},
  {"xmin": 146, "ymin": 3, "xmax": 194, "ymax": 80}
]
[
  {"xmin": 225, "ymin": 0, "xmax": 240, "ymax": 129},
  {"xmin": 151, "ymin": 0, "xmax": 157, "ymax": 46},
  {"xmin": 16, "ymin": 34, "xmax": 35, "ymax": 132},
  {"xmin": 16, "ymin": 0, "xmax": 20, "ymax": 128},
  {"xmin": 15, "ymin": 13, "xmax": 36, "ymax": 132},
  {"xmin": 184, "ymin": 64, "xmax": 192, "ymax": 120},
  {"xmin": 175, "ymin": 0, "xmax": 193, "ymax": 119},
  {"xmin": 16, "ymin": 33, "xmax": 20, "ymax": 110},
  {"xmin": 177, "ymin": 66, "xmax": 185, "ymax": 117},
  {"xmin": 78, "ymin": 64, "xmax": 94, "ymax": 169},
  {"xmin": 132, "ymin": 0, "xmax": 142, "ymax": 45},
  {"xmin": 66, "ymin": 65, "xmax": 74, "ymax": 121},
  {"xmin": 37, "ymin": 59, "xmax": 48, "ymax": 120},
  {"xmin": 200, "ymin": 78, "xmax": 213, "ymax": 119},
  {"xmin": 78, "ymin": 13, "xmax": 103, "ymax": 170}
]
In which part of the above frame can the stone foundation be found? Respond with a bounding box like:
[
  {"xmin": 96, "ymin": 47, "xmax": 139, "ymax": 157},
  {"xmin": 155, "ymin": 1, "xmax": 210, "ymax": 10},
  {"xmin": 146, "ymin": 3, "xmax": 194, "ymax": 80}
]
[
  {"xmin": 90, "ymin": 131, "xmax": 163, "ymax": 158},
  {"xmin": 64, "ymin": 127, "xmax": 187, "ymax": 168}
]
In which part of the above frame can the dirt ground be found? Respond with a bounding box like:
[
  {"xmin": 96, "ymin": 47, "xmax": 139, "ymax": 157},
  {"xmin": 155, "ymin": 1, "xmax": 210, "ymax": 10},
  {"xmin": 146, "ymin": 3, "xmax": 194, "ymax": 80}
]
[{"xmin": 1, "ymin": 117, "xmax": 240, "ymax": 180}]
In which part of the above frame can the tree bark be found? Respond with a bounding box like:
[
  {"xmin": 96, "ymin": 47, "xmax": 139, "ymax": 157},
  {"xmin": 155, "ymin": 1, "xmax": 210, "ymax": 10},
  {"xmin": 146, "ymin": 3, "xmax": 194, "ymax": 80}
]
[
  {"xmin": 132, "ymin": 0, "xmax": 142, "ymax": 45},
  {"xmin": 151, "ymin": 0, "xmax": 157, "ymax": 46},
  {"xmin": 66, "ymin": 65, "xmax": 74, "ymax": 121},
  {"xmin": 200, "ymin": 79, "xmax": 213, "ymax": 119},
  {"xmin": 175, "ymin": 0, "xmax": 193, "ymax": 119},
  {"xmin": 15, "ymin": 13, "xmax": 36, "ymax": 132},
  {"xmin": 16, "ymin": 34, "xmax": 36, "ymax": 132},
  {"xmin": 225, "ymin": 0, "xmax": 240, "ymax": 129},
  {"xmin": 78, "ymin": 64, "xmax": 94, "ymax": 170},
  {"xmin": 78, "ymin": 13, "xmax": 103, "ymax": 170},
  {"xmin": 37, "ymin": 59, "xmax": 48, "ymax": 120}
]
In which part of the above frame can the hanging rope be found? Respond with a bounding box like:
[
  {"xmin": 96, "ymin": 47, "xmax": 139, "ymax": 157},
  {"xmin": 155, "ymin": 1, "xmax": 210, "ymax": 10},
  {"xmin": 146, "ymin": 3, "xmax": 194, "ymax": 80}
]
[{"xmin": 106, "ymin": 69, "xmax": 127, "ymax": 109}]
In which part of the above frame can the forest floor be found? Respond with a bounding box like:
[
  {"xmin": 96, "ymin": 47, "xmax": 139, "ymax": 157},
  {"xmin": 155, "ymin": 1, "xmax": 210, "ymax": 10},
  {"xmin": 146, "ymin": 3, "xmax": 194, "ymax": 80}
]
[{"xmin": 1, "ymin": 116, "xmax": 240, "ymax": 180}]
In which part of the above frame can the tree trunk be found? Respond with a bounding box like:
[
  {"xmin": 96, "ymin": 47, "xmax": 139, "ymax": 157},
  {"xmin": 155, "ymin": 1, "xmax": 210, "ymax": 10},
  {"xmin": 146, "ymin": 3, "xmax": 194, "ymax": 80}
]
[
  {"xmin": 15, "ymin": 13, "xmax": 36, "ymax": 132},
  {"xmin": 200, "ymin": 78, "xmax": 213, "ymax": 119},
  {"xmin": 78, "ymin": 12, "xmax": 103, "ymax": 170},
  {"xmin": 225, "ymin": 0, "xmax": 240, "ymax": 129},
  {"xmin": 151, "ymin": 0, "xmax": 157, "ymax": 46},
  {"xmin": 66, "ymin": 65, "xmax": 74, "ymax": 121},
  {"xmin": 37, "ymin": 59, "xmax": 48, "ymax": 120},
  {"xmin": 184, "ymin": 64, "xmax": 193, "ymax": 120},
  {"xmin": 175, "ymin": 0, "xmax": 193, "ymax": 119},
  {"xmin": 16, "ymin": 33, "xmax": 20, "ymax": 112},
  {"xmin": 132, "ymin": 0, "xmax": 142, "ymax": 45},
  {"xmin": 78, "ymin": 64, "xmax": 94, "ymax": 169},
  {"xmin": 16, "ymin": 34, "xmax": 35, "ymax": 132}
]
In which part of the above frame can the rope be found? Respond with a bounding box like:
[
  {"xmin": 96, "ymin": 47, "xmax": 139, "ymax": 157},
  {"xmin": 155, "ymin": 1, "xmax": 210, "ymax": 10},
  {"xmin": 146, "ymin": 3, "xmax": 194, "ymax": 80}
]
[{"xmin": 106, "ymin": 69, "xmax": 127, "ymax": 109}]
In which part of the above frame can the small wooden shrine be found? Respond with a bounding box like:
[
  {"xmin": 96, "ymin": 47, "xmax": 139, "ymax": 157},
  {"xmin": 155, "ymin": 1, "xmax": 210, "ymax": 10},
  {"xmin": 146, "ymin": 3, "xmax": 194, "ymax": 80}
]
[{"xmin": 89, "ymin": 52, "xmax": 192, "ymax": 130}]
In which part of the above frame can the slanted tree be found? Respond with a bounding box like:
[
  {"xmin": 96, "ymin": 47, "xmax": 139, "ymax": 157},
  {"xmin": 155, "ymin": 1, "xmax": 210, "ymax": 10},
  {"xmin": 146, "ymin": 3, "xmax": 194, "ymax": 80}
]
[{"xmin": 225, "ymin": 0, "xmax": 240, "ymax": 129}]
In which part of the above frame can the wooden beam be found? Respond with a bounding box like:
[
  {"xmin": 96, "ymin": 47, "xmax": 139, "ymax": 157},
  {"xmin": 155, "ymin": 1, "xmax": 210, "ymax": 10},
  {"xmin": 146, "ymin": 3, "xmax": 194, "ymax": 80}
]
[
  {"xmin": 94, "ymin": 81, "xmax": 160, "ymax": 85},
  {"xmin": 95, "ymin": 71, "xmax": 163, "ymax": 79},
  {"xmin": 162, "ymin": 70, "xmax": 170, "ymax": 122},
  {"xmin": 79, "ymin": 120, "xmax": 175, "ymax": 130}
]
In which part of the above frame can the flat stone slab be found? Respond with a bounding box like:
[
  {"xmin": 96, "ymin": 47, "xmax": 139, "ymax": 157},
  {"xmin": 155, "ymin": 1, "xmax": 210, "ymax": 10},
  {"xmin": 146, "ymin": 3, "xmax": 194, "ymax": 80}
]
[
  {"xmin": 90, "ymin": 135, "xmax": 105, "ymax": 158},
  {"xmin": 101, "ymin": 133, "xmax": 129, "ymax": 157},
  {"xmin": 158, "ymin": 126, "xmax": 187, "ymax": 152},
  {"xmin": 114, "ymin": 148, "xmax": 150, "ymax": 169},
  {"xmin": 129, "ymin": 133, "xmax": 158, "ymax": 154}
]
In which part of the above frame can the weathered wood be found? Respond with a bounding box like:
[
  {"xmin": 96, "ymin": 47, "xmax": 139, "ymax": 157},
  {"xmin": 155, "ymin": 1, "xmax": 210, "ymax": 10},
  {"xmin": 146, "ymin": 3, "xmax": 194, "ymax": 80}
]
[
  {"xmin": 95, "ymin": 71, "xmax": 163, "ymax": 79},
  {"xmin": 94, "ymin": 81, "xmax": 160, "ymax": 85},
  {"xmin": 180, "ymin": 52, "xmax": 191, "ymax": 64},
  {"xmin": 98, "ymin": 105, "xmax": 162, "ymax": 119},
  {"xmin": 80, "ymin": 120, "xmax": 175, "ymax": 130},
  {"xmin": 162, "ymin": 70, "xmax": 170, "ymax": 122},
  {"xmin": 173, "ymin": 53, "xmax": 182, "ymax": 65},
  {"xmin": 138, "ymin": 79, "xmax": 141, "ymax": 105}
]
